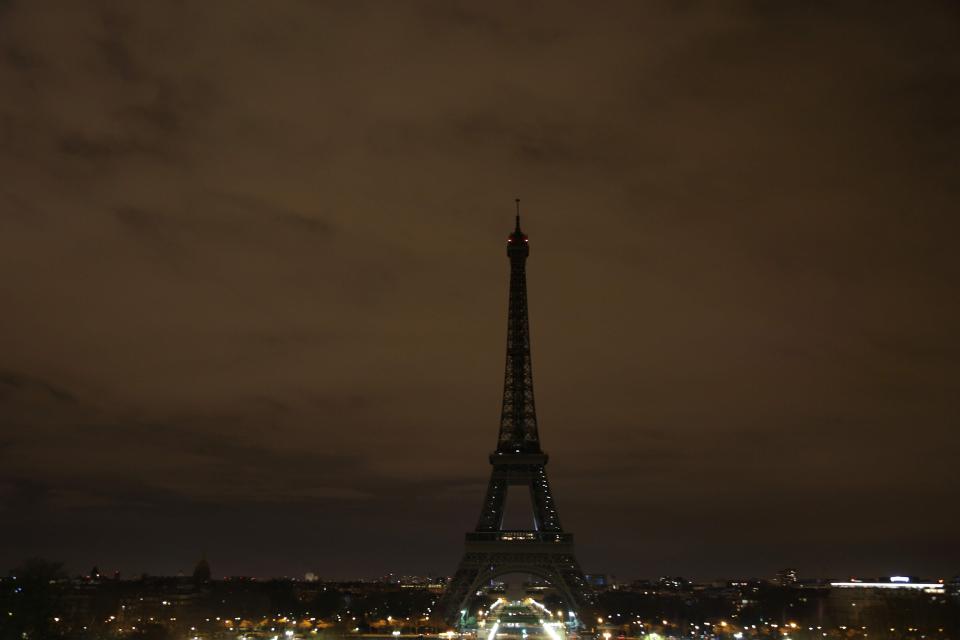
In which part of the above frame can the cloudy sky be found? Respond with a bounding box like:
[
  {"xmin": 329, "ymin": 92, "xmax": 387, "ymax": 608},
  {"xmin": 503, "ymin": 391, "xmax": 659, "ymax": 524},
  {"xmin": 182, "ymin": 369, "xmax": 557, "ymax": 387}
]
[{"xmin": 1, "ymin": 0, "xmax": 959, "ymax": 580}]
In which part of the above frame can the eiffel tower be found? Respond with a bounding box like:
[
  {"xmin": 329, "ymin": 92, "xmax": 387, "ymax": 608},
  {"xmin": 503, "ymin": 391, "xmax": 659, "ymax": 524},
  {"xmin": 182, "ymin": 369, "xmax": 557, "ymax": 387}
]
[{"xmin": 440, "ymin": 205, "xmax": 594, "ymax": 626}]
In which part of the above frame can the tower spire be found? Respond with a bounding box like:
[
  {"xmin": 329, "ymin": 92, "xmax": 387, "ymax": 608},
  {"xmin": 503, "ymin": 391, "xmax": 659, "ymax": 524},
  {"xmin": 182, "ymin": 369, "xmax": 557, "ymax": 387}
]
[{"xmin": 515, "ymin": 197, "xmax": 521, "ymax": 231}]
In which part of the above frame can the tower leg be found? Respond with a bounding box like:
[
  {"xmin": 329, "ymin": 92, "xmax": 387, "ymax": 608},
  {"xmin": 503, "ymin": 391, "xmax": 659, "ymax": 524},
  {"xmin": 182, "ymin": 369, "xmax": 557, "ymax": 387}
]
[
  {"xmin": 441, "ymin": 555, "xmax": 483, "ymax": 623},
  {"xmin": 530, "ymin": 466, "xmax": 562, "ymax": 531},
  {"xmin": 476, "ymin": 478, "xmax": 508, "ymax": 531},
  {"xmin": 439, "ymin": 550, "xmax": 595, "ymax": 627}
]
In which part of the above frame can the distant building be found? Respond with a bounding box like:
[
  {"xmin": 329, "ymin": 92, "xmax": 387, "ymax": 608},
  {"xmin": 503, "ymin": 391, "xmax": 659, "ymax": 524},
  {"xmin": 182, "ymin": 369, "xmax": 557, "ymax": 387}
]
[
  {"xmin": 825, "ymin": 577, "xmax": 948, "ymax": 631},
  {"xmin": 829, "ymin": 577, "xmax": 944, "ymax": 593},
  {"xmin": 776, "ymin": 568, "xmax": 798, "ymax": 587},
  {"xmin": 657, "ymin": 576, "xmax": 691, "ymax": 591},
  {"xmin": 948, "ymin": 575, "xmax": 960, "ymax": 599},
  {"xmin": 585, "ymin": 574, "xmax": 608, "ymax": 588},
  {"xmin": 192, "ymin": 555, "xmax": 211, "ymax": 584}
]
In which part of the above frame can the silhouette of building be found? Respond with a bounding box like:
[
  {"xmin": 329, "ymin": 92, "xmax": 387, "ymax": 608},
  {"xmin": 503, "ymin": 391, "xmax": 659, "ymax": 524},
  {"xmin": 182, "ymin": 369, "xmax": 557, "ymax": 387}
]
[
  {"xmin": 193, "ymin": 554, "xmax": 211, "ymax": 584},
  {"xmin": 777, "ymin": 568, "xmax": 798, "ymax": 587},
  {"xmin": 948, "ymin": 575, "xmax": 960, "ymax": 600},
  {"xmin": 440, "ymin": 207, "xmax": 593, "ymax": 626}
]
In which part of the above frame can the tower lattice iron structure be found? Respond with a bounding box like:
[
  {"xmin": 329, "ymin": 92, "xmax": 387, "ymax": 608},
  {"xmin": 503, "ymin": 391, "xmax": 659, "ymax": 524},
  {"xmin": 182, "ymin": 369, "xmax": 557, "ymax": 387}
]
[{"xmin": 440, "ymin": 208, "xmax": 594, "ymax": 625}]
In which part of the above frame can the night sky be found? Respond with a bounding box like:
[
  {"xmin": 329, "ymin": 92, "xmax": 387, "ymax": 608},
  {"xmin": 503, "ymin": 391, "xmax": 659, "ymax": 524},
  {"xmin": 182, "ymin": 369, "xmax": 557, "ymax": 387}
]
[{"xmin": 2, "ymin": 1, "xmax": 959, "ymax": 582}]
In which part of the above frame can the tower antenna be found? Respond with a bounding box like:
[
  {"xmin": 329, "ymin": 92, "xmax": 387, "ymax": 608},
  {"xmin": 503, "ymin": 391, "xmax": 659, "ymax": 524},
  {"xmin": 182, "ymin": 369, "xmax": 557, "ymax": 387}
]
[{"xmin": 515, "ymin": 197, "xmax": 521, "ymax": 230}]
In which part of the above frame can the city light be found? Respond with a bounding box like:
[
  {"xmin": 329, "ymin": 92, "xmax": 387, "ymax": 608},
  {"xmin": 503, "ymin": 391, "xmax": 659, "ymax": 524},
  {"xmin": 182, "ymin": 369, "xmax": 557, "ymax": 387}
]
[
  {"xmin": 542, "ymin": 622, "xmax": 563, "ymax": 640},
  {"xmin": 831, "ymin": 581, "xmax": 944, "ymax": 592}
]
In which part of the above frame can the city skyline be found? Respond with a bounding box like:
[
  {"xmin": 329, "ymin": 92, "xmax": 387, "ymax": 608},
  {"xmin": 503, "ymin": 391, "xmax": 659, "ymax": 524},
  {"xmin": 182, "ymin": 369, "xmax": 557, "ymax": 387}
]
[{"xmin": 2, "ymin": 1, "xmax": 960, "ymax": 582}]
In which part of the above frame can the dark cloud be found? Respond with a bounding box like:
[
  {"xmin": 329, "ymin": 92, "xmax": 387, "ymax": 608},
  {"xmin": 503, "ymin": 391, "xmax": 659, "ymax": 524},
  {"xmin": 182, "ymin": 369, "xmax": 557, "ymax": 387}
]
[
  {"xmin": 0, "ymin": 0, "xmax": 958, "ymax": 580},
  {"xmin": 0, "ymin": 371, "xmax": 77, "ymax": 404},
  {"xmin": 0, "ymin": 477, "xmax": 51, "ymax": 513}
]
